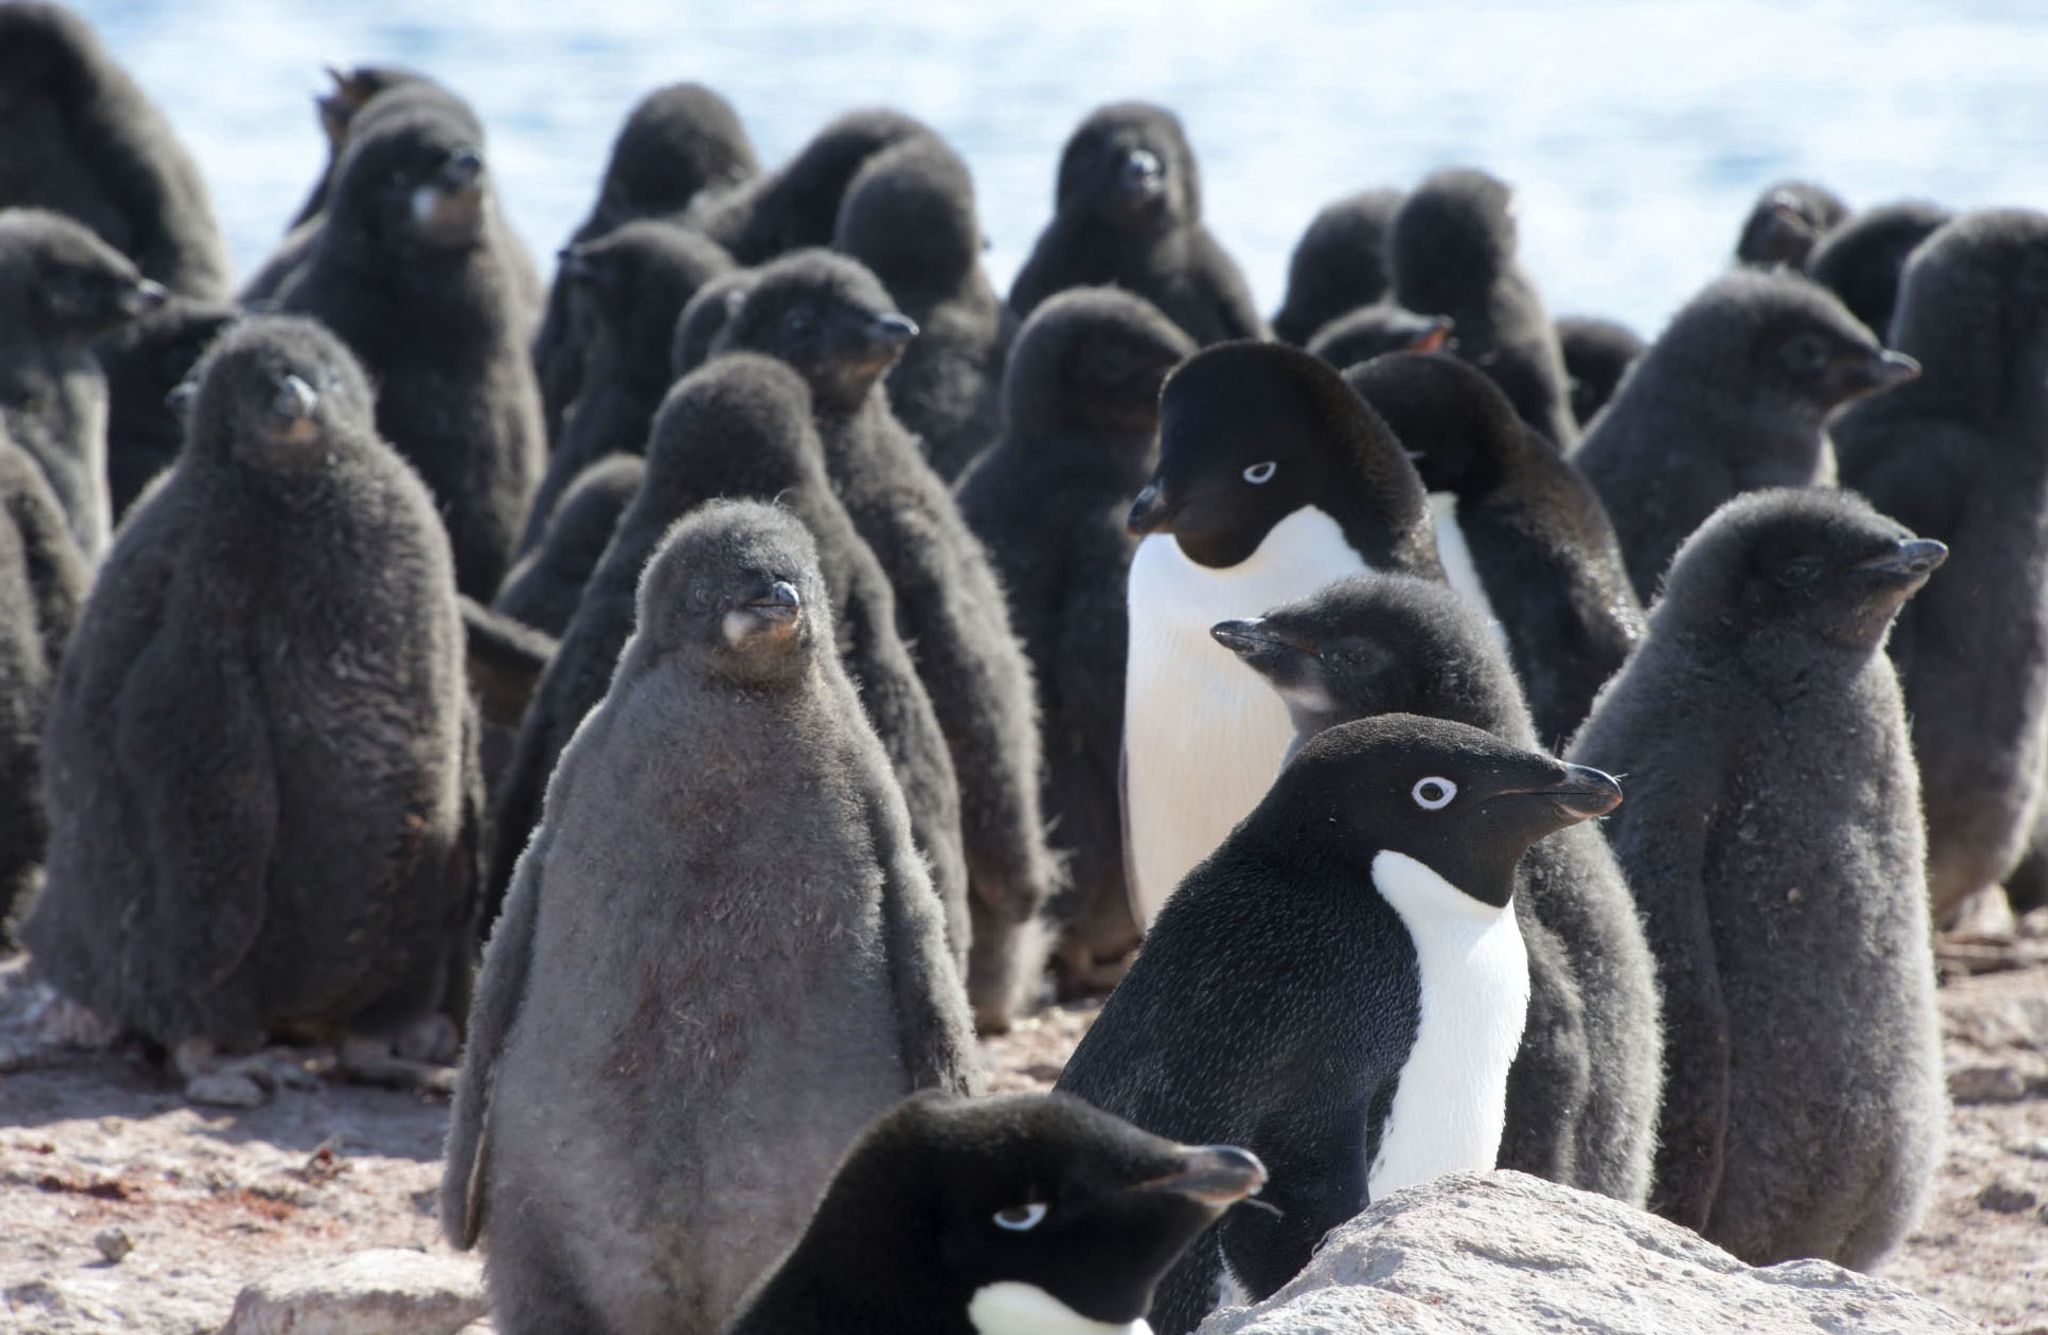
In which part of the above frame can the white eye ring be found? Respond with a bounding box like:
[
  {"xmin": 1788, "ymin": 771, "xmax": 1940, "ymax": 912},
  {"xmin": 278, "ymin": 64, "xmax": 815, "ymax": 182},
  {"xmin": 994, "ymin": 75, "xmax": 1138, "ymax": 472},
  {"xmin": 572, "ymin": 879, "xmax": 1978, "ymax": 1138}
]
[
  {"xmin": 1411, "ymin": 777, "xmax": 1457, "ymax": 810},
  {"xmin": 1242, "ymin": 461, "xmax": 1277, "ymax": 484},
  {"xmin": 992, "ymin": 1202, "xmax": 1048, "ymax": 1231}
]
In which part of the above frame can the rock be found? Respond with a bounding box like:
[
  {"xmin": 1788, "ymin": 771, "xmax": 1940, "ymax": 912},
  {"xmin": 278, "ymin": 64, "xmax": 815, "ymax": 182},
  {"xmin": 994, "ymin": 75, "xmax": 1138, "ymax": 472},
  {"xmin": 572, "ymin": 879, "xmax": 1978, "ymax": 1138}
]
[
  {"xmin": 1198, "ymin": 1172, "xmax": 1974, "ymax": 1335},
  {"xmin": 1977, "ymin": 1178, "xmax": 2039, "ymax": 1214},
  {"xmin": 219, "ymin": 1249, "xmax": 486, "ymax": 1335},
  {"xmin": 185, "ymin": 1073, "xmax": 269, "ymax": 1109},
  {"xmin": 92, "ymin": 1229, "xmax": 132, "ymax": 1265},
  {"xmin": 1948, "ymin": 1062, "xmax": 2030, "ymax": 1104}
]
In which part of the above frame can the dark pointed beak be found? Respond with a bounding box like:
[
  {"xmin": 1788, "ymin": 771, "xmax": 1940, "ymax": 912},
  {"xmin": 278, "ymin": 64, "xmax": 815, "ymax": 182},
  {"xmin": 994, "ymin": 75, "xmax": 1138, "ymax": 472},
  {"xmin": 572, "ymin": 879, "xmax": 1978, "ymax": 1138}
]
[
  {"xmin": 273, "ymin": 372, "xmax": 319, "ymax": 423},
  {"xmin": 744, "ymin": 581, "xmax": 802, "ymax": 623},
  {"xmin": 1504, "ymin": 764, "xmax": 1623, "ymax": 822},
  {"xmin": 1127, "ymin": 480, "xmax": 1178, "ymax": 536},
  {"xmin": 1857, "ymin": 537, "xmax": 1948, "ymax": 580},
  {"xmin": 865, "ymin": 312, "xmax": 918, "ymax": 351},
  {"xmin": 1210, "ymin": 617, "xmax": 1316, "ymax": 668},
  {"xmin": 118, "ymin": 280, "xmax": 168, "ymax": 317},
  {"xmin": 1829, "ymin": 347, "xmax": 1921, "ymax": 399},
  {"xmin": 440, "ymin": 146, "xmax": 484, "ymax": 191},
  {"xmin": 1410, "ymin": 316, "xmax": 1454, "ymax": 354},
  {"xmin": 1134, "ymin": 1144, "xmax": 1266, "ymax": 1208}
]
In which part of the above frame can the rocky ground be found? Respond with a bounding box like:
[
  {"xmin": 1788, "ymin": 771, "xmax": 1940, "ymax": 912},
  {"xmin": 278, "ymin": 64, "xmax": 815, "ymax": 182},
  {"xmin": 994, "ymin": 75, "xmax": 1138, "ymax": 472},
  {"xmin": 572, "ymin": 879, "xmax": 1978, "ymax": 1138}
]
[{"xmin": 1, "ymin": 939, "xmax": 2043, "ymax": 1334}]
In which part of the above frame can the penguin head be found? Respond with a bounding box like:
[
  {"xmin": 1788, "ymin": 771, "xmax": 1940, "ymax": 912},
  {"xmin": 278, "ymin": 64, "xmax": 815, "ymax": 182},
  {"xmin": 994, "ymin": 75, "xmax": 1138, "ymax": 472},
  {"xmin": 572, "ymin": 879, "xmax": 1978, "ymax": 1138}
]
[
  {"xmin": 314, "ymin": 65, "xmax": 422, "ymax": 152},
  {"xmin": 1003, "ymin": 287, "xmax": 1193, "ymax": 439},
  {"xmin": 330, "ymin": 98, "xmax": 492, "ymax": 255},
  {"xmin": 671, "ymin": 269, "xmax": 756, "ymax": 380},
  {"xmin": 760, "ymin": 108, "xmax": 936, "ymax": 256},
  {"xmin": 560, "ymin": 220, "xmax": 734, "ymax": 362},
  {"xmin": 1270, "ymin": 714, "xmax": 1620, "ymax": 909},
  {"xmin": 1215, "ymin": 574, "xmax": 1517, "ymax": 742},
  {"xmin": 755, "ymin": 1092, "xmax": 1264, "ymax": 1328},
  {"xmin": 1389, "ymin": 168, "xmax": 1519, "ymax": 312},
  {"xmin": 1343, "ymin": 350, "xmax": 1528, "ymax": 498},
  {"xmin": 1805, "ymin": 200, "xmax": 1953, "ymax": 339},
  {"xmin": 1888, "ymin": 207, "xmax": 2048, "ymax": 393},
  {"xmin": 0, "ymin": 4, "xmax": 94, "ymax": 113},
  {"xmin": 1306, "ymin": 303, "xmax": 1454, "ymax": 371},
  {"xmin": 1734, "ymin": 180, "xmax": 1848, "ymax": 269},
  {"xmin": 1128, "ymin": 341, "xmax": 1427, "ymax": 568},
  {"xmin": 1656, "ymin": 488, "xmax": 1946, "ymax": 654},
  {"xmin": 185, "ymin": 314, "xmax": 376, "ymax": 472},
  {"xmin": 1655, "ymin": 270, "xmax": 1919, "ymax": 420},
  {"xmin": 595, "ymin": 82, "xmax": 758, "ymax": 226},
  {"xmin": 645, "ymin": 354, "xmax": 824, "ymax": 509},
  {"xmin": 1274, "ymin": 187, "xmax": 1404, "ymax": 345},
  {"xmin": 0, "ymin": 208, "xmax": 164, "ymax": 340},
  {"xmin": 715, "ymin": 249, "xmax": 917, "ymax": 414},
  {"xmin": 1056, "ymin": 102, "xmax": 1199, "ymax": 228},
  {"xmin": 635, "ymin": 499, "xmax": 831, "ymax": 683},
  {"xmin": 834, "ymin": 135, "xmax": 983, "ymax": 301}
]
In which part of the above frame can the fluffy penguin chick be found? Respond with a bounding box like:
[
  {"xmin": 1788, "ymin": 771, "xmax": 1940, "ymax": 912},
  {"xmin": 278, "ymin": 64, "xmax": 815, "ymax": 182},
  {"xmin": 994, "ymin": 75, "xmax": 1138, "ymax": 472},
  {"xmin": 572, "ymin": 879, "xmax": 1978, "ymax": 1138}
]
[
  {"xmin": 1569, "ymin": 488, "xmax": 1948, "ymax": 1268},
  {"xmin": 1806, "ymin": 201, "xmax": 1953, "ymax": 341},
  {"xmin": 1834, "ymin": 208, "xmax": 2048, "ymax": 920},
  {"xmin": 1388, "ymin": 168, "xmax": 1576, "ymax": 446},
  {"xmin": 1008, "ymin": 102, "xmax": 1265, "ymax": 347},
  {"xmin": 1733, "ymin": 180, "xmax": 1849, "ymax": 269},
  {"xmin": 492, "ymin": 452, "xmax": 642, "ymax": 638},
  {"xmin": 0, "ymin": 208, "xmax": 167, "ymax": 560},
  {"xmin": 1271, "ymin": 187, "xmax": 1404, "ymax": 346},
  {"xmin": 1553, "ymin": 315, "xmax": 1645, "ymax": 427},
  {"xmin": 725, "ymin": 1092, "xmax": 1265, "ymax": 1335},
  {"xmin": 444, "ymin": 500, "xmax": 977, "ymax": 1335},
  {"xmin": 1122, "ymin": 340, "xmax": 1440, "ymax": 926},
  {"xmin": 95, "ymin": 294, "xmax": 237, "ymax": 521},
  {"xmin": 1212, "ymin": 574, "xmax": 1662, "ymax": 1205},
  {"xmin": 1060, "ymin": 714, "xmax": 1619, "ymax": 1335},
  {"xmin": 954, "ymin": 288, "xmax": 1195, "ymax": 989},
  {"xmin": 1344, "ymin": 351, "xmax": 1642, "ymax": 746},
  {"xmin": 1573, "ymin": 269, "xmax": 1918, "ymax": 601},
  {"xmin": 20, "ymin": 316, "xmax": 479, "ymax": 1100},
  {"xmin": 716, "ymin": 250, "xmax": 1056, "ymax": 1032},
  {"xmin": 0, "ymin": 3, "xmax": 230, "ymax": 299}
]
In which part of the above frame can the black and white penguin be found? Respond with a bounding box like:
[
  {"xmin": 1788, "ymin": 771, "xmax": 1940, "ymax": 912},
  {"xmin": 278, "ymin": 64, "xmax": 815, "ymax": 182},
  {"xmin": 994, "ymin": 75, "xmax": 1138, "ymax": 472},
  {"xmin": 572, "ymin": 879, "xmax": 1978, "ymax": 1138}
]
[
  {"xmin": 1059, "ymin": 713, "xmax": 1621, "ymax": 1335},
  {"xmin": 1342, "ymin": 351, "xmax": 1642, "ymax": 746},
  {"xmin": 724, "ymin": 1092, "xmax": 1266, "ymax": 1335},
  {"xmin": 1122, "ymin": 341, "xmax": 1440, "ymax": 925}
]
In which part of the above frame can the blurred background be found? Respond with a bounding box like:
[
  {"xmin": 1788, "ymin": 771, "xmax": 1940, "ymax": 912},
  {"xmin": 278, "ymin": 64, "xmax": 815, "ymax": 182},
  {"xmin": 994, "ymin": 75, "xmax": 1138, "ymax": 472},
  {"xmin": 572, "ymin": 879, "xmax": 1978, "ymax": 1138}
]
[{"xmin": 75, "ymin": 0, "xmax": 2048, "ymax": 334}]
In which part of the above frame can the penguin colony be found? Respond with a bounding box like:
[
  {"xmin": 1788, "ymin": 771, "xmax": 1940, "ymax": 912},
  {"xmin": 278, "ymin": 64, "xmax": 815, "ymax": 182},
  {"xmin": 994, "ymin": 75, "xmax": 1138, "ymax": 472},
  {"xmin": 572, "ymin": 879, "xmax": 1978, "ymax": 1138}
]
[{"xmin": 0, "ymin": 5, "xmax": 2032, "ymax": 1330}]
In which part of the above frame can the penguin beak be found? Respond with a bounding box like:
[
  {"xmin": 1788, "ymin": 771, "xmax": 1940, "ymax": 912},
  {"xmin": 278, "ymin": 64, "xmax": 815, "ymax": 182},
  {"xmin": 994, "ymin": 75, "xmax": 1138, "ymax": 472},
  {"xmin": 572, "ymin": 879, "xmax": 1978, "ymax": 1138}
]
[
  {"xmin": 1409, "ymin": 316, "xmax": 1454, "ymax": 354},
  {"xmin": 864, "ymin": 312, "xmax": 919, "ymax": 354},
  {"xmin": 1856, "ymin": 537, "xmax": 1948, "ymax": 582},
  {"xmin": 1502, "ymin": 764, "xmax": 1623, "ymax": 822},
  {"xmin": 1117, "ymin": 148, "xmax": 1165, "ymax": 206},
  {"xmin": 269, "ymin": 372, "xmax": 320, "ymax": 445},
  {"xmin": 1133, "ymin": 1144, "xmax": 1267, "ymax": 1209},
  {"xmin": 724, "ymin": 581, "xmax": 803, "ymax": 647},
  {"xmin": 1210, "ymin": 617, "xmax": 1317, "ymax": 669},
  {"xmin": 745, "ymin": 581, "xmax": 802, "ymax": 623},
  {"xmin": 118, "ymin": 280, "xmax": 168, "ymax": 318},
  {"xmin": 1127, "ymin": 480, "xmax": 1180, "ymax": 536},
  {"xmin": 1827, "ymin": 348, "xmax": 1920, "ymax": 400}
]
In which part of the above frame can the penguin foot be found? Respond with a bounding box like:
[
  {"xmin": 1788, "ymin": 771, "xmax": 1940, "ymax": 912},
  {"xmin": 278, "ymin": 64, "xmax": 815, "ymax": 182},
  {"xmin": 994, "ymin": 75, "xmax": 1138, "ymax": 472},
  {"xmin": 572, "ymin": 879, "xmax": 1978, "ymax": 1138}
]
[
  {"xmin": 337, "ymin": 1033, "xmax": 457, "ymax": 1095},
  {"xmin": 174, "ymin": 1038, "xmax": 321, "ymax": 1108}
]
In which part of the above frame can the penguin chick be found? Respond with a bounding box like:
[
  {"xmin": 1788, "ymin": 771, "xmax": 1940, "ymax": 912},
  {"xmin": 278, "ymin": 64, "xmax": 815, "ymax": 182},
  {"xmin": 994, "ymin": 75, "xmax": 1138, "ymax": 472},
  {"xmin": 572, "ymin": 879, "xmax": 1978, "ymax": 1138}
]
[
  {"xmin": 1388, "ymin": 168, "xmax": 1576, "ymax": 446},
  {"xmin": 1305, "ymin": 302, "xmax": 1452, "ymax": 370},
  {"xmin": 1272, "ymin": 187, "xmax": 1404, "ymax": 346},
  {"xmin": 1733, "ymin": 180, "xmax": 1849, "ymax": 269},
  {"xmin": 725, "ymin": 1092, "xmax": 1266, "ymax": 1335},
  {"xmin": 518, "ymin": 218, "xmax": 732, "ymax": 549},
  {"xmin": 1211, "ymin": 573, "xmax": 1662, "ymax": 1205},
  {"xmin": 1554, "ymin": 314, "xmax": 1645, "ymax": 428},
  {"xmin": 954, "ymin": 288, "xmax": 1195, "ymax": 991},
  {"xmin": 1009, "ymin": 102, "xmax": 1265, "ymax": 347},
  {"xmin": 716, "ymin": 250, "xmax": 1057, "ymax": 1032},
  {"xmin": 1343, "ymin": 351, "xmax": 1642, "ymax": 745},
  {"xmin": 1122, "ymin": 340, "xmax": 1441, "ymax": 927},
  {"xmin": 280, "ymin": 98, "xmax": 545, "ymax": 600},
  {"xmin": 1573, "ymin": 269, "xmax": 1918, "ymax": 601},
  {"xmin": 444, "ymin": 500, "xmax": 977, "ymax": 1333},
  {"xmin": 19, "ymin": 315, "xmax": 479, "ymax": 1101},
  {"xmin": 671, "ymin": 268, "xmax": 757, "ymax": 379},
  {"xmin": 286, "ymin": 64, "xmax": 428, "ymax": 231},
  {"xmin": 1835, "ymin": 208, "xmax": 2048, "ymax": 920},
  {"xmin": 493, "ymin": 452, "xmax": 642, "ymax": 638},
  {"xmin": 834, "ymin": 133, "xmax": 1009, "ymax": 481},
  {"xmin": 1059, "ymin": 713, "xmax": 1620, "ymax": 1335},
  {"xmin": 1806, "ymin": 200, "xmax": 1954, "ymax": 342},
  {"xmin": 0, "ymin": 3, "xmax": 230, "ymax": 299},
  {"xmin": 0, "ymin": 207, "xmax": 167, "ymax": 560},
  {"xmin": 95, "ymin": 294, "xmax": 236, "ymax": 521},
  {"xmin": 1569, "ymin": 487, "xmax": 1947, "ymax": 1268}
]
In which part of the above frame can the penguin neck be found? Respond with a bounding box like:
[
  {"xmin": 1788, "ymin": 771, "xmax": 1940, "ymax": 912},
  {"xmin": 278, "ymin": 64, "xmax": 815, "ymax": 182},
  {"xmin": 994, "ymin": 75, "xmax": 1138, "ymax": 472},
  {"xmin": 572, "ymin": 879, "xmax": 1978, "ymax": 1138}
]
[
  {"xmin": 967, "ymin": 1281, "xmax": 1151, "ymax": 1335},
  {"xmin": 1151, "ymin": 505, "xmax": 1374, "ymax": 612}
]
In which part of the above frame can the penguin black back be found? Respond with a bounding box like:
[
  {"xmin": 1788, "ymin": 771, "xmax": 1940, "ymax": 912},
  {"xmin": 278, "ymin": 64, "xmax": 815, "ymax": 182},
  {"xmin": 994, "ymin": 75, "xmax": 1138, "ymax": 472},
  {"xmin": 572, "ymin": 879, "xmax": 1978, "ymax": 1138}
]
[
  {"xmin": 1271, "ymin": 187, "xmax": 1404, "ymax": 346},
  {"xmin": 1806, "ymin": 200, "xmax": 1954, "ymax": 340}
]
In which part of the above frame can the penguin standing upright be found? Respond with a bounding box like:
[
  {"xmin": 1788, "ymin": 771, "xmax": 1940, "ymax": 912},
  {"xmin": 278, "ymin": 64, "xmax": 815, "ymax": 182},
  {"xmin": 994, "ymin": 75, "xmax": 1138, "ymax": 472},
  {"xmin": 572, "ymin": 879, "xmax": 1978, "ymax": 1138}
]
[
  {"xmin": 1342, "ymin": 351, "xmax": 1642, "ymax": 746},
  {"xmin": 1212, "ymin": 574, "xmax": 1662, "ymax": 1205},
  {"xmin": 1270, "ymin": 187, "xmax": 1404, "ymax": 346},
  {"xmin": 1733, "ymin": 180, "xmax": 1849, "ymax": 269},
  {"xmin": 1122, "ymin": 341, "xmax": 1440, "ymax": 926},
  {"xmin": 1806, "ymin": 201, "xmax": 1953, "ymax": 341},
  {"xmin": 725, "ymin": 1092, "xmax": 1266, "ymax": 1335},
  {"xmin": 492, "ymin": 454, "xmax": 643, "ymax": 638},
  {"xmin": 1060, "ymin": 714, "xmax": 1621, "ymax": 1335}
]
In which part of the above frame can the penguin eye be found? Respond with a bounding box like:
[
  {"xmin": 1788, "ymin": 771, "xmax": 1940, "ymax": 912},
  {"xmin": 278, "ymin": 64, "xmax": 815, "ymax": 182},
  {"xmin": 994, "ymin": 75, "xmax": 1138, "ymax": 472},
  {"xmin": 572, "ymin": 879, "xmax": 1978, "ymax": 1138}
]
[
  {"xmin": 1242, "ymin": 461, "xmax": 1278, "ymax": 485},
  {"xmin": 783, "ymin": 308, "xmax": 814, "ymax": 339},
  {"xmin": 1778, "ymin": 558, "xmax": 1824, "ymax": 589},
  {"xmin": 992, "ymin": 1202, "xmax": 1048, "ymax": 1232},
  {"xmin": 1780, "ymin": 333, "xmax": 1829, "ymax": 372},
  {"xmin": 1411, "ymin": 777, "xmax": 1457, "ymax": 810}
]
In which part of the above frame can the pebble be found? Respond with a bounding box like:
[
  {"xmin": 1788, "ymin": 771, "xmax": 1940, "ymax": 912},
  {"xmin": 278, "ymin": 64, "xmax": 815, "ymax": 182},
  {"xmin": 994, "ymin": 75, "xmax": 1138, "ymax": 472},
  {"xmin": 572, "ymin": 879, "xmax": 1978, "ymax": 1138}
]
[
  {"xmin": 1975, "ymin": 1177, "xmax": 2039, "ymax": 1214},
  {"xmin": 93, "ymin": 1228, "xmax": 133, "ymax": 1265}
]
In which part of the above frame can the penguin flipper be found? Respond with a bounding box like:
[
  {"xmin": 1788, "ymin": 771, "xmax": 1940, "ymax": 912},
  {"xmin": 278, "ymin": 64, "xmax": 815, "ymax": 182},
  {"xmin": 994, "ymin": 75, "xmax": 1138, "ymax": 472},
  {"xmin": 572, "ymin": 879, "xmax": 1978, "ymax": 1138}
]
[{"xmin": 869, "ymin": 788, "xmax": 980, "ymax": 1096}]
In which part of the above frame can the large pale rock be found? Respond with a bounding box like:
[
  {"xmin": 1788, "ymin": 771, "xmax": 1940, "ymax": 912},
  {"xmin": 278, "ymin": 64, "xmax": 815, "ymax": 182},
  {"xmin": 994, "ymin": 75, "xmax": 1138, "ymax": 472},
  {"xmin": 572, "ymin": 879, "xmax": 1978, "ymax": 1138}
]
[
  {"xmin": 1197, "ymin": 1172, "xmax": 1972, "ymax": 1335},
  {"xmin": 218, "ymin": 1249, "xmax": 486, "ymax": 1335}
]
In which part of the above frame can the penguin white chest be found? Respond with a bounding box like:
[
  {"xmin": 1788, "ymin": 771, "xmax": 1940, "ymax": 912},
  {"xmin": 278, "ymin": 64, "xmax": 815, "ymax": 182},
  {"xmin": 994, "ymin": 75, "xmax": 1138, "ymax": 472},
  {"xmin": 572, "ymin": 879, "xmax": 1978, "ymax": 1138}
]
[
  {"xmin": 1365, "ymin": 849, "xmax": 1530, "ymax": 1200},
  {"xmin": 1428, "ymin": 492, "xmax": 1504, "ymax": 644},
  {"xmin": 968, "ymin": 1282, "xmax": 1151, "ymax": 1335},
  {"xmin": 1123, "ymin": 507, "xmax": 1370, "ymax": 926}
]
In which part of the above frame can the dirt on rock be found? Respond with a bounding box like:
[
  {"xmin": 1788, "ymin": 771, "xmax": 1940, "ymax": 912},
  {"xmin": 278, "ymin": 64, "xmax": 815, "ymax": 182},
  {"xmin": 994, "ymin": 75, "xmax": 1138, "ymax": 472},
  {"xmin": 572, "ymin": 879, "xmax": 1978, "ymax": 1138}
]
[{"xmin": 2, "ymin": 943, "xmax": 2043, "ymax": 1334}]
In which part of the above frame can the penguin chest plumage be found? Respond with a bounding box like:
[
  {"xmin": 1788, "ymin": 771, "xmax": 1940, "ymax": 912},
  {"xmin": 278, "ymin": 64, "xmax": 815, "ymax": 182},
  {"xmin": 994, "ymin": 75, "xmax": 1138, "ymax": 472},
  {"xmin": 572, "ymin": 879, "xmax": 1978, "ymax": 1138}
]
[
  {"xmin": 1365, "ymin": 849, "xmax": 1530, "ymax": 1200},
  {"xmin": 1123, "ymin": 506, "xmax": 1371, "ymax": 925},
  {"xmin": 968, "ymin": 1281, "xmax": 1151, "ymax": 1335},
  {"xmin": 1428, "ymin": 491, "xmax": 1504, "ymax": 643}
]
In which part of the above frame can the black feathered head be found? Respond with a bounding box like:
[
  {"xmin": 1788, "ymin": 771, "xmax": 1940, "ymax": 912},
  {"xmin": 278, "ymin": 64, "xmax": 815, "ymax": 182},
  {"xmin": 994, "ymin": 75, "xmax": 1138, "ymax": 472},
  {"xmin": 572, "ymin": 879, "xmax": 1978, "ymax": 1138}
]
[{"xmin": 1055, "ymin": 102, "xmax": 1201, "ymax": 228}]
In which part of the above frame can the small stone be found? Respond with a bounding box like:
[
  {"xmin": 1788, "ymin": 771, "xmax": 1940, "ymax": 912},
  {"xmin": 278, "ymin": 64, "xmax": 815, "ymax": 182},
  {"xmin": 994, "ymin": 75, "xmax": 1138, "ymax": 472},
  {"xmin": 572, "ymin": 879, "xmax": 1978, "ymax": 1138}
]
[
  {"xmin": 2011, "ymin": 1137, "xmax": 2048, "ymax": 1162},
  {"xmin": 186, "ymin": 1073, "xmax": 269, "ymax": 1108},
  {"xmin": 1947, "ymin": 1063, "xmax": 2029, "ymax": 1104},
  {"xmin": 220, "ymin": 1248, "xmax": 487, "ymax": 1335},
  {"xmin": 1977, "ymin": 1178, "xmax": 2039, "ymax": 1214},
  {"xmin": 92, "ymin": 1227, "xmax": 133, "ymax": 1264}
]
